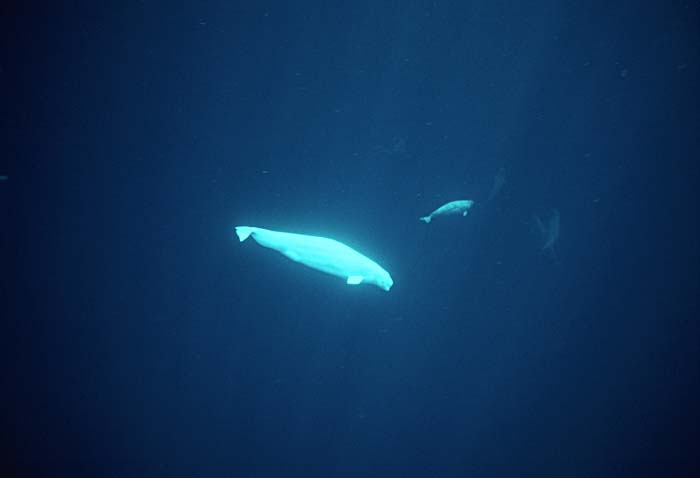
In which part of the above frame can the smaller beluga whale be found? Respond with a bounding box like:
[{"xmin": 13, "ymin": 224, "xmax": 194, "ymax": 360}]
[
  {"xmin": 533, "ymin": 209, "xmax": 560, "ymax": 260},
  {"xmin": 487, "ymin": 168, "xmax": 506, "ymax": 201},
  {"xmin": 419, "ymin": 199, "xmax": 474, "ymax": 224},
  {"xmin": 235, "ymin": 226, "xmax": 393, "ymax": 291}
]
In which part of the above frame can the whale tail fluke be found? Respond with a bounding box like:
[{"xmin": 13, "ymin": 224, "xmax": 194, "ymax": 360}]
[
  {"xmin": 419, "ymin": 216, "xmax": 431, "ymax": 224},
  {"xmin": 235, "ymin": 226, "xmax": 255, "ymax": 242}
]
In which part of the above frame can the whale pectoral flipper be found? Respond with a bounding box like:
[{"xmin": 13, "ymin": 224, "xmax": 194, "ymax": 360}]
[
  {"xmin": 346, "ymin": 275, "xmax": 364, "ymax": 285},
  {"xmin": 462, "ymin": 211, "xmax": 468, "ymax": 216}
]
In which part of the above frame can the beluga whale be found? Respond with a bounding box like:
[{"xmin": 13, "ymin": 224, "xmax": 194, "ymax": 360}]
[
  {"xmin": 533, "ymin": 209, "xmax": 560, "ymax": 257},
  {"xmin": 419, "ymin": 199, "xmax": 474, "ymax": 223},
  {"xmin": 235, "ymin": 226, "xmax": 393, "ymax": 291},
  {"xmin": 487, "ymin": 168, "xmax": 506, "ymax": 201}
]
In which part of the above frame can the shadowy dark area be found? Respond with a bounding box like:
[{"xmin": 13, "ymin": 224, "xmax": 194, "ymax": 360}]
[{"xmin": 3, "ymin": 1, "xmax": 698, "ymax": 476}]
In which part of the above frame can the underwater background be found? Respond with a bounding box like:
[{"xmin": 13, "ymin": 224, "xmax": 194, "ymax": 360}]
[{"xmin": 3, "ymin": 1, "xmax": 698, "ymax": 476}]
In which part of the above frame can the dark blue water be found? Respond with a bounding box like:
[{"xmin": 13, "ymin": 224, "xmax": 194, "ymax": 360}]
[{"xmin": 4, "ymin": 1, "xmax": 698, "ymax": 476}]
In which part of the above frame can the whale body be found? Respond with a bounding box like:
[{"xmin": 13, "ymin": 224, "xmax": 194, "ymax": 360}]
[
  {"xmin": 487, "ymin": 169, "xmax": 506, "ymax": 201},
  {"xmin": 534, "ymin": 209, "xmax": 560, "ymax": 250},
  {"xmin": 235, "ymin": 226, "xmax": 393, "ymax": 291},
  {"xmin": 419, "ymin": 200, "xmax": 474, "ymax": 223}
]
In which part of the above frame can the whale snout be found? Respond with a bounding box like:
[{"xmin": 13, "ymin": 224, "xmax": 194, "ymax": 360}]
[{"xmin": 379, "ymin": 274, "xmax": 394, "ymax": 291}]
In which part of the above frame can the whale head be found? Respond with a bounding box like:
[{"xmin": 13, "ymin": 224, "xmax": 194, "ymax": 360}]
[{"xmin": 370, "ymin": 268, "xmax": 394, "ymax": 291}]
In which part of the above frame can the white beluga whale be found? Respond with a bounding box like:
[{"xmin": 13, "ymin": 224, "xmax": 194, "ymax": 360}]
[
  {"xmin": 419, "ymin": 199, "xmax": 474, "ymax": 223},
  {"xmin": 487, "ymin": 168, "xmax": 506, "ymax": 201},
  {"xmin": 533, "ymin": 209, "xmax": 560, "ymax": 261},
  {"xmin": 235, "ymin": 226, "xmax": 393, "ymax": 291},
  {"xmin": 534, "ymin": 209, "xmax": 560, "ymax": 251}
]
